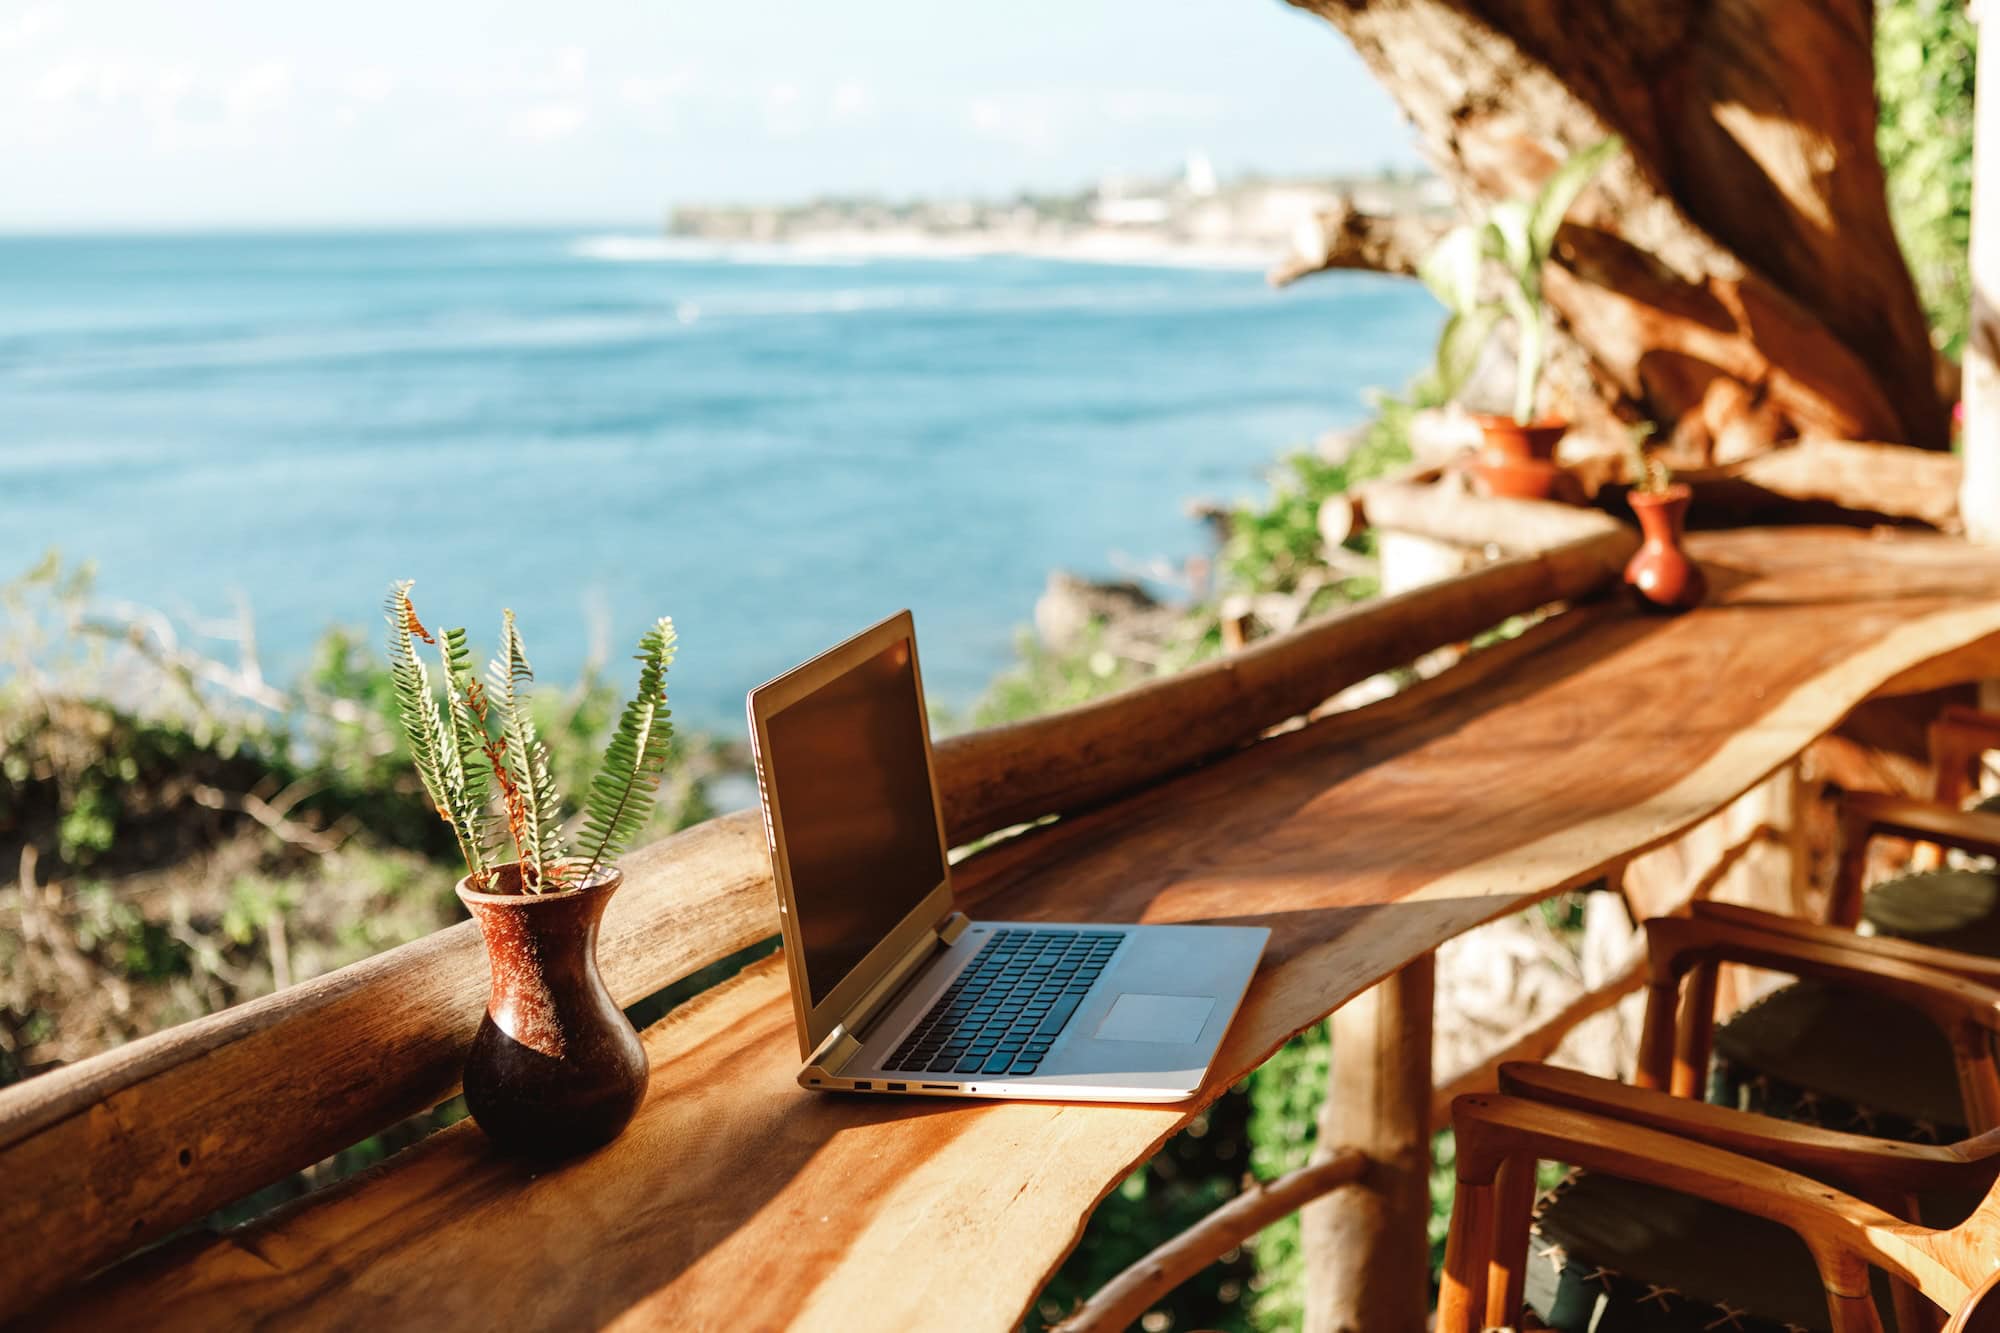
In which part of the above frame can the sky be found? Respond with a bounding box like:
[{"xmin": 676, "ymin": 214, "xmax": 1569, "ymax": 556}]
[{"xmin": 0, "ymin": 0, "xmax": 1422, "ymax": 230}]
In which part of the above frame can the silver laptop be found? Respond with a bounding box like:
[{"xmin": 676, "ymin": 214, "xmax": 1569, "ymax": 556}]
[{"xmin": 746, "ymin": 610, "xmax": 1268, "ymax": 1102}]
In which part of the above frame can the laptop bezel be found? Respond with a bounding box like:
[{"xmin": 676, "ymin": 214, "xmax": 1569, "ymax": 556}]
[{"xmin": 745, "ymin": 609, "xmax": 957, "ymax": 1060}]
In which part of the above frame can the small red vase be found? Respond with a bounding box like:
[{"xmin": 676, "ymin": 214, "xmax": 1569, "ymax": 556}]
[
  {"xmin": 1624, "ymin": 484, "xmax": 1707, "ymax": 613},
  {"xmin": 457, "ymin": 864, "xmax": 648, "ymax": 1156},
  {"xmin": 1470, "ymin": 415, "xmax": 1568, "ymax": 501}
]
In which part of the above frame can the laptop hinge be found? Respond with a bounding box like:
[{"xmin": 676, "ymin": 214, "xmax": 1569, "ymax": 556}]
[{"xmin": 811, "ymin": 910, "xmax": 972, "ymax": 1076}]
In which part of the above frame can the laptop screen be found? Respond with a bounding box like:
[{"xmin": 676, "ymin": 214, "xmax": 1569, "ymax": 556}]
[{"xmin": 764, "ymin": 633, "xmax": 948, "ymax": 1006}]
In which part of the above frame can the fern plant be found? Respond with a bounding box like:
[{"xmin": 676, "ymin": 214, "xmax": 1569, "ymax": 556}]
[{"xmin": 386, "ymin": 583, "xmax": 677, "ymax": 893}]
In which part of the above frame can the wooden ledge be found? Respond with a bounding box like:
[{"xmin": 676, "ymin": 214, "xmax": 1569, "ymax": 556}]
[{"xmin": 32, "ymin": 527, "xmax": 2000, "ymax": 1332}]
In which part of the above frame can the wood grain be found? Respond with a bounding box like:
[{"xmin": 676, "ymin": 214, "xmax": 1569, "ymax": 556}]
[{"xmin": 30, "ymin": 527, "xmax": 2000, "ymax": 1332}]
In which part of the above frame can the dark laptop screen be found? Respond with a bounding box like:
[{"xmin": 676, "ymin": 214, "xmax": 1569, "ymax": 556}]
[{"xmin": 766, "ymin": 634, "xmax": 947, "ymax": 1006}]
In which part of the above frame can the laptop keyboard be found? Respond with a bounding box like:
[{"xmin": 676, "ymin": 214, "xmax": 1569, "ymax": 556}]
[{"xmin": 886, "ymin": 928, "xmax": 1124, "ymax": 1077}]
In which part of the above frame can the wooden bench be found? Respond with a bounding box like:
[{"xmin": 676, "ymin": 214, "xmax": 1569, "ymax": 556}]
[{"xmin": 11, "ymin": 524, "xmax": 2000, "ymax": 1331}]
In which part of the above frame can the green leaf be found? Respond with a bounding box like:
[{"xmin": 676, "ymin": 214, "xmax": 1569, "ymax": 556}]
[
  {"xmin": 1503, "ymin": 286, "xmax": 1545, "ymax": 424},
  {"xmin": 1432, "ymin": 305, "xmax": 1503, "ymax": 403},
  {"xmin": 1483, "ymin": 205, "xmax": 1534, "ymax": 285},
  {"xmin": 487, "ymin": 609, "xmax": 569, "ymax": 888},
  {"xmin": 385, "ymin": 581, "xmax": 488, "ymax": 883},
  {"xmin": 576, "ymin": 618, "xmax": 678, "ymax": 880},
  {"xmin": 1527, "ymin": 134, "xmax": 1621, "ymax": 266},
  {"xmin": 1416, "ymin": 224, "xmax": 1484, "ymax": 315}
]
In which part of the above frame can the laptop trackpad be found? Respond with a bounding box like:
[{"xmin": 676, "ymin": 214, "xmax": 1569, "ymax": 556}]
[{"xmin": 1094, "ymin": 993, "xmax": 1215, "ymax": 1044}]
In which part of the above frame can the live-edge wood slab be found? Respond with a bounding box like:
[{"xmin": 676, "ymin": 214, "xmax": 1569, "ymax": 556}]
[{"xmin": 42, "ymin": 528, "xmax": 2000, "ymax": 1333}]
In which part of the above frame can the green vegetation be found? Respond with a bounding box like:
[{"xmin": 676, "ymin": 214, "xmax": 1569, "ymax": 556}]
[
  {"xmin": 0, "ymin": 555, "xmax": 718, "ymax": 1085},
  {"xmin": 1418, "ymin": 136, "xmax": 1621, "ymax": 423},
  {"xmin": 1876, "ymin": 0, "xmax": 1977, "ymax": 359},
  {"xmin": 386, "ymin": 585, "xmax": 679, "ymax": 892}
]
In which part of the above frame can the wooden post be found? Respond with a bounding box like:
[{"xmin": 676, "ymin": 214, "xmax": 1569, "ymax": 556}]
[
  {"xmin": 1302, "ymin": 953, "xmax": 1436, "ymax": 1333},
  {"xmin": 1964, "ymin": 3, "xmax": 2000, "ymax": 543}
]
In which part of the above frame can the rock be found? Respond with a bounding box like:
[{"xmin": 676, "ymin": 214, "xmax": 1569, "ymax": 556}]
[{"xmin": 1034, "ymin": 572, "xmax": 1161, "ymax": 654}]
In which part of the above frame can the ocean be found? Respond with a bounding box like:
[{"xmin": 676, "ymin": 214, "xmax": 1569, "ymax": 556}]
[{"xmin": 0, "ymin": 230, "xmax": 1439, "ymax": 730}]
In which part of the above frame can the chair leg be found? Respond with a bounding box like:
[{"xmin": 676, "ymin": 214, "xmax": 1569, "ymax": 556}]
[
  {"xmin": 1634, "ymin": 978, "xmax": 1679, "ymax": 1091},
  {"xmin": 1829, "ymin": 808, "xmax": 1874, "ymax": 929},
  {"xmin": 1483, "ymin": 1153, "xmax": 1537, "ymax": 1329},
  {"xmin": 1671, "ymin": 959, "xmax": 1719, "ymax": 1100},
  {"xmin": 1816, "ymin": 1246, "xmax": 1887, "ymax": 1333},
  {"xmin": 1437, "ymin": 1174, "xmax": 1496, "ymax": 1333}
]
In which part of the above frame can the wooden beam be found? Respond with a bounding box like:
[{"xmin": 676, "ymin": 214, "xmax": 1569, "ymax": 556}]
[
  {"xmin": 1352, "ymin": 479, "xmax": 1629, "ymax": 555},
  {"xmin": 936, "ymin": 526, "xmax": 1639, "ymax": 842},
  {"xmin": 1726, "ymin": 439, "xmax": 1962, "ymax": 531},
  {"xmin": 1053, "ymin": 1149, "xmax": 1369, "ymax": 1333},
  {"xmin": 0, "ymin": 812, "xmax": 778, "ymax": 1319},
  {"xmin": 1302, "ymin": 953, "xmax": 1436, "ymax": 1333},
  {"xmin": 1266, "ymin": 198, "xmax": 1451, "ymax": 288}
]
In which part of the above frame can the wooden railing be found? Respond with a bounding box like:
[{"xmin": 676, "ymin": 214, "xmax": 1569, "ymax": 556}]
[{"xmin": 0, "ymin": 507, "xmax": 1638, "ymax": 1320}]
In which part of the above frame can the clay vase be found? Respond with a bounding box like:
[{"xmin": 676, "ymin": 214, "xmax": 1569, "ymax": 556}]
[
  {"xmin": 1469, "ymin": 414, "xmax": 1567, "ymax": 501},
  {"xmin": 456, "ymin": 864, "xmax": 648, "ymax": 1156},
  {"xmin": 1624, "ymin": 484, "xmax": 1707, "ymax": 614}
]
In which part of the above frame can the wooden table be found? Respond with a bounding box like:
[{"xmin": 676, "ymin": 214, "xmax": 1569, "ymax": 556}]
[{"xmin": 45, "ymin": 528, "xmax": 2000, "ymax": 1332}]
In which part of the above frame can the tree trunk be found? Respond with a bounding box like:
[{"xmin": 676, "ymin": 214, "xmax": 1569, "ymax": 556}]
[
  {"xmin": 1964, "ymin": 12, "xmax": 2000, "ymax": 541},
  {"xmin": 1285, "ymin": 0, "xmax": 1949, "ymax": 453}
]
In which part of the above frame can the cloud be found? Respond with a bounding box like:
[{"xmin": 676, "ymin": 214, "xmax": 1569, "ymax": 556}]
[
  {"xmin": 0, "ymin": 4, "xmax": 60, "ymax": 52},
  {"xmin": 966, "ymin": 93, "xmax": 1062, "ymax": 152},
  {"xmin": 226, "ymin": 61, "xmax": 292, "ymax": 120},
  {"xmin": 510, "ymin": 100, "xmax": 588, "ymax": 143},
  {"xmin": 762, "ymin": 81, "xmax": 805, "ymax": 136},
  {"xmin": 343, "ymin": 66, "xmax": 395, "ymax": 104},
  {"xmin": 829, "ymin": 80, "xmax": 869, "ymax": 120}
]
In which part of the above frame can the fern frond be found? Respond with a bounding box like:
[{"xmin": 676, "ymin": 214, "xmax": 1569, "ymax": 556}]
[
  {"xmin": 486, "ymin": 609, "xmax": 568, "ymax": 888},
  {"xmin": 386, "ymin": 582, "xmax": 487, "ymax": 883},
  {"xmin": 435, "ymin": 623, "xmax": 495, "ymax": 878},
  {"xmin": 577, "ymin": 618, "xmax": 678, "ymax": 881}
]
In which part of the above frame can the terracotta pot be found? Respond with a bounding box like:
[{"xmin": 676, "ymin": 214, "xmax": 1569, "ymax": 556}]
[
  {"xmin": 1470, "ymin": 414, "xmax": 1567, "ymax": 465},
  {"xmin": 1624, "ymin": 484, "xmax": 1707, "ymax": 613},
  {"xmin": 1470, "ymin": 457, "xmax": 1566, "ymax": 502},
  {"xmin": 1469, "ymin": 415, "xmax": 1568, "ymax": 501},
  {"xmin": 457, "ymin": 864, "xmax": 648, "ymax": 1156}
]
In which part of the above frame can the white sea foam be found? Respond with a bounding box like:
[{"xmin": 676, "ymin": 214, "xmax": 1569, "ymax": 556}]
[
  {"xmin": 569, "ymin": 234, "xmax": 869, "ymax": 267},
  {"xmin": 568, "ymin": 230, "xmax": 1270, "ymax": 272}
]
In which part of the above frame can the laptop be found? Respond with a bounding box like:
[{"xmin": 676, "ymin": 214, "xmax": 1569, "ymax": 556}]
[{"xmin": 746, "ymin": 610, "xmax": 1268, "ymax": 1102}]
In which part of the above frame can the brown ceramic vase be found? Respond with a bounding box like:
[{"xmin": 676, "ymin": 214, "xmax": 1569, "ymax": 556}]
[
  {"xmin": 1623, "ymin": 484, "xmax": 1707, "ymax": 614},
  {"xmin": 456, "ymin": 864, "xmax": 648, "ymax": 1157},
  {"xmin": 1470, "ymin": 414, "xmax": 1567, "ymax": 501}
]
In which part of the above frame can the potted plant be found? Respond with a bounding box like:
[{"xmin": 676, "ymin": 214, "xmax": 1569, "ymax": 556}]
[
  {"xmin": 1622, "ymin": 440, "xmax": 1706, "ymax": 613},
  {"xmin": 387, "ymin": 582, "xmax": 677, "ymax": 1155},
  {"xmin": 1418, "ymin": 135, "xmax": 1622, "ymax": 500}
]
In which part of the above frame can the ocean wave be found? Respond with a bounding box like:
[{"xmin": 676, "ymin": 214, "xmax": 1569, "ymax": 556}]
[{"xmin": 570, "ymin": 234, "xmax": 870, "ymax": 267}]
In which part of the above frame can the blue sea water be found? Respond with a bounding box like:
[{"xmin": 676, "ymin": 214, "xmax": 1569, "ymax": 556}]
[{"xmin": 0, "ymin": 230, "xmax": 1438, "ymax": 730}]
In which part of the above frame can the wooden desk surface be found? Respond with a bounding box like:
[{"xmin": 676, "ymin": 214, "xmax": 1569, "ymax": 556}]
[{"xmin": 48, "ymin": 528, "xmax": 2000, "ymax": 1333}]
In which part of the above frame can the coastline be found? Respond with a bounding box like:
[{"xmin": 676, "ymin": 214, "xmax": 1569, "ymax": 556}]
[{"xmin": 572, "ymin": 228, "xmax": 1279, "ymax": 271}]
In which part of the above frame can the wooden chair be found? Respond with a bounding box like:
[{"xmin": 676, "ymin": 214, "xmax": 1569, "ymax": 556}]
[
  {"xmin": 1699, "ymin": 707, "xmax": 2000, "ymax": 1146},
  {"xmin": 1442, "ymin": 916, "xmax": 2000, "ymax": 1331},
  {"xmin": 1439, "ymin": 1078, "xmax": 2000, "ymax": 1333}
]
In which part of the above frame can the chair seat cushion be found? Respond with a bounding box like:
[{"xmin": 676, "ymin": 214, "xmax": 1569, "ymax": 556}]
[
  {"xmin": 1711, "ymin": 977, "xmax": 1964, "ymax": 1137},
  {"xmin": 1864, "ymin": 866, "xmax": 2000, "ymax": 955},
  {"xmin": 1705, "ymin": 865, "xmax": 2000, "ymax": 1141},
  {"xmin": 1525, "ymin": 1170, "xmax": 1840, "ymax": 1331}
]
